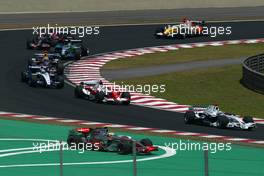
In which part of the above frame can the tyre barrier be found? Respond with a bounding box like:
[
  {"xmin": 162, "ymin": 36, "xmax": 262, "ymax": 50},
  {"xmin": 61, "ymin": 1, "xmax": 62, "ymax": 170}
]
[{"xmin": 242, "ymin": 54, "xmax": 264, "ymax": 94}]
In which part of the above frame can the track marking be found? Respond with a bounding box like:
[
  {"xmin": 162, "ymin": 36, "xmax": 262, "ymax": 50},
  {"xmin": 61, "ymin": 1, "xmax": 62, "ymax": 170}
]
[
  {"xmin": 0, "ymin": 138, "xmax": 60, "ymax": 154},
  {"xmin": 0, "ymin": 111, "xmax": 264, "ymax": 145},
  {"xmin": 65, "ymin": 38, "xmax": 264, "ymax": 117},
  {"xmin": 0, "ymin": 138, "xmax": 176, "ymax": 168}
]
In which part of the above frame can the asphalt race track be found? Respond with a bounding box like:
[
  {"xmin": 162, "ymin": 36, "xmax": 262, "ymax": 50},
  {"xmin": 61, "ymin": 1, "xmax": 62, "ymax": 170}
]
[{"xmin": 0, "ymin": 21, "xmax": 264, "ymax": 140}]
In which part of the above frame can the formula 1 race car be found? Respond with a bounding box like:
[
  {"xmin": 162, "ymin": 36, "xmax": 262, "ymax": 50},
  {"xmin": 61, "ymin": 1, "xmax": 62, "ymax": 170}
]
[
  {"xmin": 26, "ymin": 33, "xmax": 76, "ymax": 50},
  {"xmin": 74, "ymin": 80, "xmax": 131, "ymax": 105},
  {"xmin": 184, "ymin": 105, "xmax": 256, "ymax": 130},
  {"xmin": 155, "ymin": 18, "xmax": 206, "ymax": 39},
  {"xmin": 53, "ymin": 41, "xmax": 89, "ymax": 60},
  {"xmin": 21, "ymin": 65, "xmax": 64, "ymax": 88},
  {"xmin": 67, "ymin": 127, "xmax": 158, "ymax": 154},
  {"xmin": 28, "ymin": 52, "xmax": 64, "ymax": 75}
]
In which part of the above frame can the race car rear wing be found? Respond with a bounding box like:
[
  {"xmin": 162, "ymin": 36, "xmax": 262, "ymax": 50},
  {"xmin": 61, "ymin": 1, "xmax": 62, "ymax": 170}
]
[
  {"xmin": 64, "ymin": 39, "xmax": 82, "ymax": 43},
  {"xmin": 188, "ymin": 105, "xmax": 207, "ymax": 112}
]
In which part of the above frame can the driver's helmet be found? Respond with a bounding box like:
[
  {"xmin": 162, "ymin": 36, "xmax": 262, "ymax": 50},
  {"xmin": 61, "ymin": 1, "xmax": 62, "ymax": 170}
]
[
  {"xmin": 43, "ymin": 51, "xmax": 49, "ymax": 60},
  {"xmin": 40, "ymin": 34, "xmax": 45, "ymax": 39},
  {"xmin": 99, "ymin": 80, "xmax": 103, "ymax": 85},
  {"xmin": 42, "ymin": 33, "xmax": 49, "ymax": 39},
  {"xmin": 49, "ymin": 67, "xmax": 56, "ymax": 74},
  {"xmin": 43, "ymin": 56, "xmax": 49, "ymax": 62},
  {"xmin": 108, "ymin": 132, "xmax": 115, "ymax": 137},
  {"xmin": 182, "ymin": 17, "xmax": 188, "ymax": 23},
  {"xmin": 43, "ymin": 60, "xmax": 49, "ymax": 66},
  {"xmin": 67, "ymin": 42, "xmax": 72, "ymax": 47},
  {"xmin": 51, "ymin": 32, "xmax": 59, "ymax": 39},
  {"xmin": 40, "ymin": 67, "xmax": 46, "ymax": 73},
  {"xmin": 214, "ymin": 105, "xmax": 220, "ymax": 111}
]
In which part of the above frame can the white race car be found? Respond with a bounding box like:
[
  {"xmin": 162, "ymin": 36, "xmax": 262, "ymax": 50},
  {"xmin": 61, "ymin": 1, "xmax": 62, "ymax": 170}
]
[
  {"xmin": 21, "ymin": 66, "xmax": 64, "ymax": 88},
  {"xmin": 184, "ymin": 105, "xmax": 256, "ymax": 130},
  {"xmin": 74, "ymin": 80, "xmax": 130, "ymax": 105}
]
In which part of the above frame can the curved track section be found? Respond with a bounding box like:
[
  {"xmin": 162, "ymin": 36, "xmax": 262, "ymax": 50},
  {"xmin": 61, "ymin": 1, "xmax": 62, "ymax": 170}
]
[
  {"xmin": 0, "ymin": 21, "xmax": 264, "ymax": 140},
  {"xmin": 65, "ymin": 38, "xmax": 264, "ymax": 116}
]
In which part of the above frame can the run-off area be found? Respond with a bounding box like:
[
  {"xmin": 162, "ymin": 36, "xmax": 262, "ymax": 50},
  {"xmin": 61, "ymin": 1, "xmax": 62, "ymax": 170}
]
[{"xmin": 0, "ymin": 119, "xmax": 263, "ymax": 176}]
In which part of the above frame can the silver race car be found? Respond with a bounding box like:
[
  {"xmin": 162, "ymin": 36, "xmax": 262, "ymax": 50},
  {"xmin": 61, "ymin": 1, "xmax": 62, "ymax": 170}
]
[
  {"xmin": 21, "ymin": 66, "xmax": 64, "ymax": 89},
  {"xmin": 184, "ymin": 105, "xmax": 256, "ymax": 130}
]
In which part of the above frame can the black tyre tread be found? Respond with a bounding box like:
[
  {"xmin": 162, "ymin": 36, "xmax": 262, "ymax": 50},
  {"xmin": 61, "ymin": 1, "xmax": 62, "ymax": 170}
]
[
  {"xmin": 21, "ymin": 72, "xmax": 27, "ymax": 82},
  {"xmin": 56, "ymin": 76, "xmax": 64, "ymax": 89},
  {"xmin": 81, "ymin": 46, "xmax": 88, "ymax": 56},
  {"xmin": 26, "ymin": 39, "xmax": 32, "ymax": 49},
  {"xmin": 118, "ymin": 142, "xmax": 132, "ymax": 155},
  {"xmin": 57, "ymin": 63, "xmax": 64, "ymax": 75},
  {"xmin": 95, "ymin": 91, "xmax": 105, "ymax": 103},
  {"xmin": 184, "ymin": 111, "xmax": 195, "ymax": 124},
  {"xmin": 140, "ymin": 138, "xmax": 153, "ymax": 146},
  {"xmin": 217, "ymin": 115, "xmax": 229, "ymax": 128},
  {"xmin": 74, "ymin": 86, "xmax": 83, "ymax": 98},
  {"xmin": 121, "ymin": 92, "xmax": 131, "ymax": 105}
]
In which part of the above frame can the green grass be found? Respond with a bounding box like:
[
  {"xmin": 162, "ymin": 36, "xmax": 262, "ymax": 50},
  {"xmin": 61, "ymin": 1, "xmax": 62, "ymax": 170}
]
[
  {"xmin": 103, "ymin": 43, "xmax": 264, "ymax": 69},
  {"xmin": 0, "ymin": 119, "xmax": 264, "ymax": 176},
  {"xmin": 115, "ymin": 65, "xmax": 264, "ymax": 118}
]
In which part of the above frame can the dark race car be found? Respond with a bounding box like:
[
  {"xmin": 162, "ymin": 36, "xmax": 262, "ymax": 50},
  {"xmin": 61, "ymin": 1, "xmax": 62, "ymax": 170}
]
[
  {"xmin": 28, "ymin": 52, "xmax": 64, "ymax": 75},
  {"xmin": 53, "ymin": 41, "xmax": 89, "ymax": 60},
  {"xmin": 21, "ymin": 65, "xmax": 64, "ymax": 89},
  {"xmin": 26, "ymin": 33, "xmax": 79, "ymax": 50},
  {"xmin": 26, "ymin": 34, "xmax": 53, "ymax": 50},
  {"xmin": 67, "ymin": 127, "xmax": 158, "ymax": 155}
]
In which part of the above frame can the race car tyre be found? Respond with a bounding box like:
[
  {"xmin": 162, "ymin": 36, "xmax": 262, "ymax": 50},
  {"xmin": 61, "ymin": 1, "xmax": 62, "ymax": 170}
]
[
  {"xmin": 28, "ymin": 77, "xmax": 37, "ymax": 87},
  {"xmin": 67, "ymin": 135, "xmax": 86, "ymax": 146},
  {"xmin": 118, "ymin": 142, "xmax": 132, "ymax": 155},
  {"xmin": 21, "ymin": 71, "xmax": 27, "ymax": 82},
  {"xmin": 95, "ymin": 91, "xmax": 105, "ymax": 103},
  {"xmin": 243, "ymin": 116, "xmax": 254, "ymax": 123},
  {"xmin": 39, "ymin": 76, "xmax": 47, "ymax": 87},
  {"xmin": 184, "ymin": 111, "xmax": 195, "ymax": 124},
  {"xmin": 26, "ymin": 39, "xmax": 32, "ymax": 49},
  {"xmin": 75, "ymin": 52, "xmax": 81, "ymax": 60},
  {"xmin": 56, "ymin": 76, "xmax": 64, "ymax": 89},
  {"xmin": 140, "ymin": 138, "xmax": 153, "ymax": 146},
  {"xmin": 216, "ymin": 115, "xmax": 229, "ymax": 129},
  {"xmin": 50, "ymin": 40, "xmax": 57, "ymax": 47},
  {"xmin": 53, "ymin": 46, "xmax": 62, "ymax": 54},
  {"xmin": 57, "ymin": 63, "xmax": 64, "ymax": 75},
  {"xmin": 67, "ymin": 136, "xmax": 76, "ymax": 146},
  {"xmin": 74, "ymin": 85, "xmax": 84, "ymax": 98},
  {"xmin": 81, "ymin": 45, "xmax": 88, "ymax": 56},
  {"xmin": 28, "ymin": 58, "xmax": 34, "ymax": 66},
  {"xmin": 121, "ymin": 92, "xmax": 131, "ymax": 105}
]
